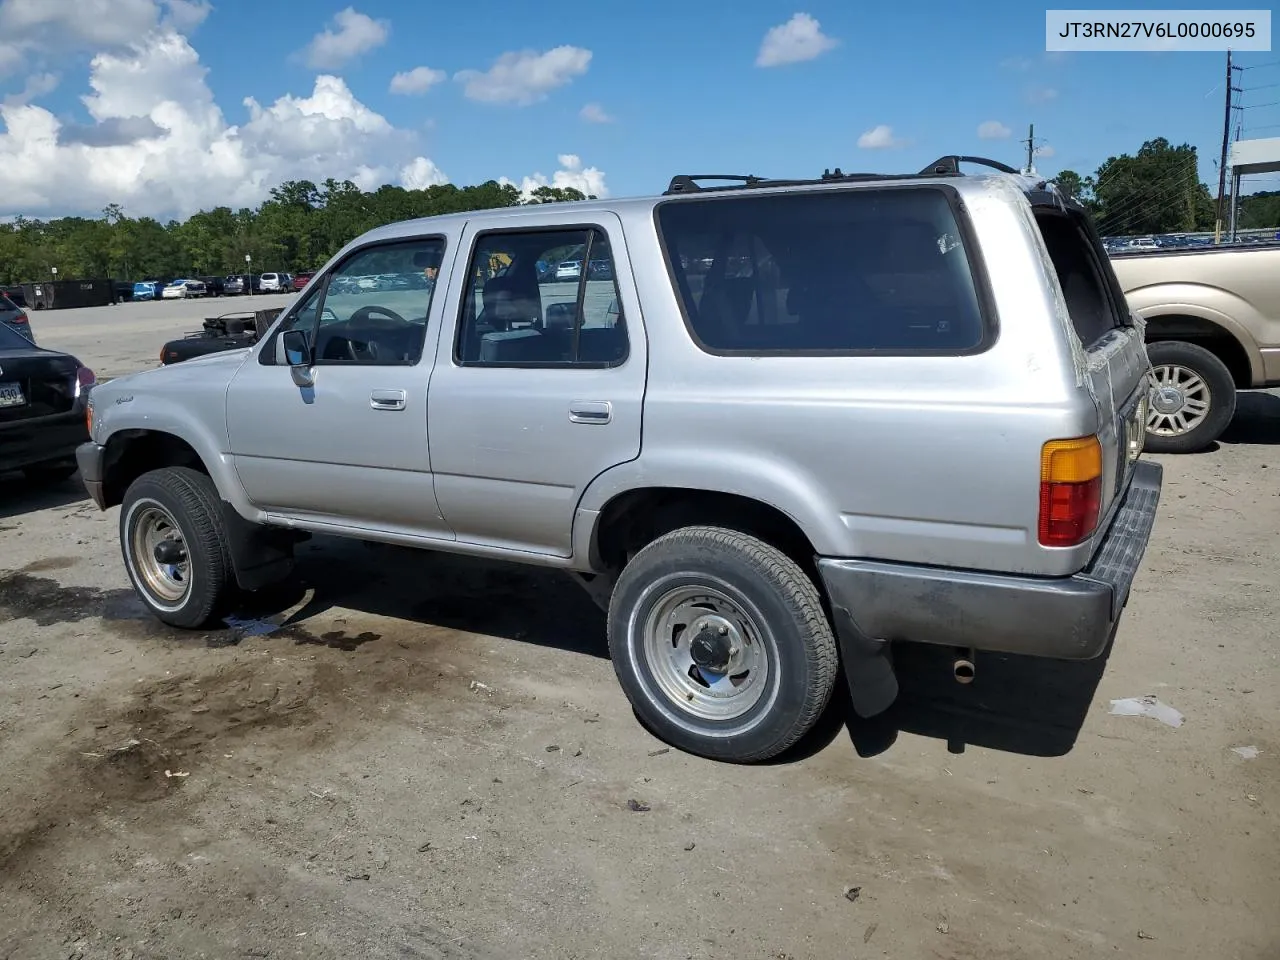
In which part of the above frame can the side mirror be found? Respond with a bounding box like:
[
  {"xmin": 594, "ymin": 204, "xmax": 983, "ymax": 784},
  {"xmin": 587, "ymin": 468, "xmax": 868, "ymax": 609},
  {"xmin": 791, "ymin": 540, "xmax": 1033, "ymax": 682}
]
[{"xmin": 276, "ymin": 329, "xmax": 314, "ymax": 387}]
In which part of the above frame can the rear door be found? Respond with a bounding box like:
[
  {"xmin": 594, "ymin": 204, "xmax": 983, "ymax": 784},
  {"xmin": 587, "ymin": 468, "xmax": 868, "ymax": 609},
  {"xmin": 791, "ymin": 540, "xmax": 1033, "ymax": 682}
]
[
  {"xmin": 426, "ymin": 211, "xmax": 646, "ymax": 557},
  {"xmin": 1032, "ymin": 200, "xmax": 1149, "ymax": 530}
]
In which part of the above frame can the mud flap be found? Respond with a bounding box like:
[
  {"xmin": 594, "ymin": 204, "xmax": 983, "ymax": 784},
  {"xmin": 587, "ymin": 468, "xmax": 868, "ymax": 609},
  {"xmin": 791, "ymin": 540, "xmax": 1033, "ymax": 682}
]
[
  {"xmin": 829, "ymin": 603, "xmax": 899, "ymax": 718},
  {"xmin": 219, "ymin": 501, "xmax": 300, "ymax": 592}
]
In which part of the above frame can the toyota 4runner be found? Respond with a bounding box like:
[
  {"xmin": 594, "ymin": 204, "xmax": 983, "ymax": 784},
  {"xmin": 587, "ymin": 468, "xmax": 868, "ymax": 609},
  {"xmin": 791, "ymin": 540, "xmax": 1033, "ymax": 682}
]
[{"xmin": 77, "ymin": 156, "xmax": 1163, "ymax": 763}]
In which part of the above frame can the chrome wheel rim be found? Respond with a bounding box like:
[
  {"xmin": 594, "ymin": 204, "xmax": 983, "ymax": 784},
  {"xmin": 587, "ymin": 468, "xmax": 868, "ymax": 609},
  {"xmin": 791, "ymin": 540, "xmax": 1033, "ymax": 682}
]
[
  {"xmin": 641, "ymin": 584, "xmax": 770, "ymax": 721},
  {"xmin": 129, "ymin": 504, "xmax": 191, "ymax": 604},
  {"xmin": 1147, "ymin": 364, "xmax": 1211, "ymax": 437}
]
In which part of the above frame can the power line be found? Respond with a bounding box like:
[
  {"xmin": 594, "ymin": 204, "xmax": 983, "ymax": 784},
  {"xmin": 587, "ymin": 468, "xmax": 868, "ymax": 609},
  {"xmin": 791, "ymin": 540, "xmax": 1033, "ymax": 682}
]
[{"xmin": 1240, "ymin": 59, "xmax": 1280, "ymax": 70}]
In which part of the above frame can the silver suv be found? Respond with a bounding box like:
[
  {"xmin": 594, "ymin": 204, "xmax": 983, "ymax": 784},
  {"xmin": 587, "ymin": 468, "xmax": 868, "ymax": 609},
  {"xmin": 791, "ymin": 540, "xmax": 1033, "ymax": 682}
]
[{"xmin": 77, "ymin": 156, "xmax": 1162, "ymax": 763}]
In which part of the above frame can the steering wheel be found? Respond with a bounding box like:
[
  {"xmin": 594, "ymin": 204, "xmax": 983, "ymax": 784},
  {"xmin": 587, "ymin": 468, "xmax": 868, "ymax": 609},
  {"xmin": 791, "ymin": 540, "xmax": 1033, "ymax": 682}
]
[
  {"xmin": 343, "ymin": 305, "xmax": 409, "ymax": 362},
  {"xmin": 348, "ymin": 305, "xmax": 408, "ymax": 327}
]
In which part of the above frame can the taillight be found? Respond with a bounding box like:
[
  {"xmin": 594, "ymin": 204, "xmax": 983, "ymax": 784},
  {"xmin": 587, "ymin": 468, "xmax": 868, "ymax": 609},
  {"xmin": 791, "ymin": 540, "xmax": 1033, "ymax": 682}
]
[
  {"xmin": 1038, "ymin": 436, "xmax": 1103, "ymax": 547},
  {"xmin": 86, "ymin": 396, "xmax": 94, "ymax": 437},
  {"xmin": 74, "ymin": 365, "xmax": 96, "ymax": 399},
  {"xmin": 14, "ymin": 311, "xmax": 28, "ymax": 324}
]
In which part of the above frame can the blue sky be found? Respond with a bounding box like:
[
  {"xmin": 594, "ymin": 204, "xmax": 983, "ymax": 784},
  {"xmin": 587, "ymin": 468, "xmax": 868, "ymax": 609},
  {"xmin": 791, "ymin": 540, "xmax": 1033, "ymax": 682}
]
[{"xmin": 0, "ymin": 0, "xmax": 1277, "ymax": 218}]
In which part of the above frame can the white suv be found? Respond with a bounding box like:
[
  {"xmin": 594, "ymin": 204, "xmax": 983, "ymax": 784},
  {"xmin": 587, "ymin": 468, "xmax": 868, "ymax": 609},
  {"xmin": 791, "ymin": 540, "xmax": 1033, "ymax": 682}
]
[{"xmin": 259, "ymin": 273, "xmax": 290, "ymax": 293}]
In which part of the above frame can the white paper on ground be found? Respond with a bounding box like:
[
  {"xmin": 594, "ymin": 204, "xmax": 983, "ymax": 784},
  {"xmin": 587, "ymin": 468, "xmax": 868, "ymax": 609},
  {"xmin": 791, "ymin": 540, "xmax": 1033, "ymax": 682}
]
[
  {"xmin": 1231, "ymin": 746, "xmax": 1260, "ymax": 760},
  {"xmin": 1108, "ymin": 695, "xmax": 1184, "ymax": 728}
]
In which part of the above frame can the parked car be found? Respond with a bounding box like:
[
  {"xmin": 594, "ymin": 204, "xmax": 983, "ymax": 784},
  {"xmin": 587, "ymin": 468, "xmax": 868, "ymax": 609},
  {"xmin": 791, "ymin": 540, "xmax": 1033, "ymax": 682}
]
[
  {"xmin": 162, "ymin": 278, "xmax": 207, "ymax": 299},
  {"xmin": 1109, "ymin": 241, "xmax": 1280, "ymax": 452},
  {"xmin": 554, "ymin": 259, "xmax": 582, "ymax": 281},
  {"xmin": 78, "ymin": 156, "xmax": 1162, "ymax": 764},
  {"xmin": 0, "ymin": 292, "xmax": 34, "ymax": 343},
  {"xmin": 291, "ymin": 272, "xmax": 314, "ymax": 292},
  {"xmin": 225, "ymin": 274, "xmax": 263, "ymax": 296},
  {"xmin": 132, "ymin": 280, "xmax": 166, "ymax": 301},
  {"xmin": 199, "ymin": 276, "xmax": 226, "ymax": 297},
  {"xmin": 113, "ymin": 280, "xmax": 135, "ymax": 302},
  {"xmin": 1, "ymin": 321, "xmax": 95, "ymax": 482},
  {"xmin": 259, "ymin": 272, "xmax": 290, "ymax": 293},
  {"xmin": 1, "ymin": 285, "xmax": 27, "ymax": 308}
]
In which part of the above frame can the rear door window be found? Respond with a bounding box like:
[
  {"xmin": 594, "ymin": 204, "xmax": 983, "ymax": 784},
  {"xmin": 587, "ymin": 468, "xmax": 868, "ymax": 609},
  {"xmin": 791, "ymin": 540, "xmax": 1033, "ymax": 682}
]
[
  {"xmin": 655, "ymin": 186, "xmax": 990, "ymax": 354},
  {"xmin": 1035, "ymin": 209, "xmax": 1127, "ymax": 348}
]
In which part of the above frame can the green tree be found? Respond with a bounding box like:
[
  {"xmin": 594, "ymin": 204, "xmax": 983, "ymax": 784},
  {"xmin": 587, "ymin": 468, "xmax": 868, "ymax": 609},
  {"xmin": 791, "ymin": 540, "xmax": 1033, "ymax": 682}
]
[{"xmin": 1090, "ymin": 138, "xmax": 1211, "ymax": 236}]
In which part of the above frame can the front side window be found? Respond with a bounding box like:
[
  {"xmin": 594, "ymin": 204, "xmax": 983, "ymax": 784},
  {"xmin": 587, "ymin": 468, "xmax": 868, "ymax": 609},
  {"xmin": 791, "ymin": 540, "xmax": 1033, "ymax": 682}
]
[
  {"xmin": 265, "ymin": 238, "xmax": 445, "ymax": 366},
  {"xmin": 656, "ymin": 187, "xmax": 989, "ymax": 354},
  {"xmin": 454, "ymin": 227, "xmax": 628, "ymax": 367}
]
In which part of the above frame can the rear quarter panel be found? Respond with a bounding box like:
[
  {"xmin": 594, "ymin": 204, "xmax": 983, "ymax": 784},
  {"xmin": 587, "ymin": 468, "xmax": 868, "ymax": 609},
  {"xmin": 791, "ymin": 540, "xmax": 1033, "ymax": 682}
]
[{"xmin": 584, "ymin": 183, "xmax": 1105, "ymax": 578}]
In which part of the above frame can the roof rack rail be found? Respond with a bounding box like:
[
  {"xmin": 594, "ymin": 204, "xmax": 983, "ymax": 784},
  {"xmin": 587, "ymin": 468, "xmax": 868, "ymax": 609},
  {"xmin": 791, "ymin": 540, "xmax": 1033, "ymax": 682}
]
[
  {"xmin": 919, "ymin": 155, "xmax": 1021, "ymax": 176},
  {"xmin": 664, "ymin": 174, "xmax": 766, "ymax": 195}
]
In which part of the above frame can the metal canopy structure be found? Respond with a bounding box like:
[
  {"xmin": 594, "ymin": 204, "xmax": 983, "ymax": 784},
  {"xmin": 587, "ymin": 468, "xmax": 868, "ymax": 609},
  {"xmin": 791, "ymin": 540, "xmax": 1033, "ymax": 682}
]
[{"xmin": 1227, "ymin": 137, "xmax": 1280, "ymax": 240}]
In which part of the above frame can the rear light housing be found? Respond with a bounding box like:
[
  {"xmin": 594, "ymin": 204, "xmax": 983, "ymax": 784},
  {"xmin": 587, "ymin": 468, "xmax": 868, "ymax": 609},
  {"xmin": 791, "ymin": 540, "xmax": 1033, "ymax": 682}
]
[
  {"xmin": 13, "ymin": 310, "xmax": 28, "ymax": 324},
  {"xmin": 74, "ymin": 364, "xmax": 96, "ymax": 399},
  {"xmin": 1038, "ymin": 435, "xmax": 1103, "ymax": 547}
]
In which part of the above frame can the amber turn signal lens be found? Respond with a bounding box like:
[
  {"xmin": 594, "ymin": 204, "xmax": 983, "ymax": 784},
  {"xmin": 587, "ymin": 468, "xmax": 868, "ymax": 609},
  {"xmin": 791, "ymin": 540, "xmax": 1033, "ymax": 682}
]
[{"xmin": 1039, "ymin": 436, "xmax": 1103, "ymax": 547}]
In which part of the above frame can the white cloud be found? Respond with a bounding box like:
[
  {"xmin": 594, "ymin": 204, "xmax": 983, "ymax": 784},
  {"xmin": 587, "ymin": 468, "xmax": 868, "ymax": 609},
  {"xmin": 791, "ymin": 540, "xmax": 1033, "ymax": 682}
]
[
  {"xmin": 579, "ymin": 102, "xmax": 612, "ymax": 123},
  {"xmin": 389, "ymin": 65, "xmax": 446, "ymax": 95},
  {"xmin": 755, "ymin": 13, "xmax": 838, "ymax": 67},
  {"xmin": 455, "ymin": 46, "xmax": 591, "ymax": 106},
  {"xmin": 3, "ymin": 71, "xmax": 59, "ymax": 106},
  {"xmin": 977, "ymin": 120, "xmax": 1011, "ymax": 140},
  {"xmin": 500, "ymin": 153, "xmax": 607, "ymax": 200},
  {"xmin": 300, "ymin": 6, "xmax": 388, "ymax": 70},
  {"xmin": 0, "ymin": 0, "xmax": 207, "ymax": 72},
  {"xmin": 1035, "ymin": 144, "xmax": 1056, "ymax": 159},
  {"xmin": 857, "ymin": 124, "xmax": 903, "ymax": 149},
  {"xmin": 0, "ymin": 29, "xmax": 438, "ymax": 218},
  {"xmin": 1026, "ymin": 85, "xmax": 1058, "ymax": 104},
  {"xmin": 399, "ymin": 156, "xmax": 448, "ymax": 189}
]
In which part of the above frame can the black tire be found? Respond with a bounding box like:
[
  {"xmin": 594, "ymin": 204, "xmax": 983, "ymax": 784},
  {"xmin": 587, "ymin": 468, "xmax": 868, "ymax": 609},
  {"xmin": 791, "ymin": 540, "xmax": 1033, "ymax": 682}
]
[
  {"xmin": 23, "ymin": 461, "xmax": 77, "ymax": 484},
  {"xmin": 607, "ymin": 525, "xmax": 839, "ymax": 763},
  {"xmin": 120, "ymin": 467, "xmax": 235, "ymax": 629},
  {"xmin": 1144, "ymin": 340, "xmax": 1237, "ymax": 453}
]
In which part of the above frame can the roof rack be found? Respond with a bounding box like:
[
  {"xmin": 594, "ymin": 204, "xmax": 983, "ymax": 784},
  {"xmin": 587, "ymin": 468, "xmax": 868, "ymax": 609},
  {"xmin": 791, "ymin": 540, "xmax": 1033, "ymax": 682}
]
[
  {"xmin": 917, "ymin": 155, "xmax": 1021, "ymax": 176},
  {"xmin": 663, "ymin": 156, "xmax": 1025, "ymax": 197}
]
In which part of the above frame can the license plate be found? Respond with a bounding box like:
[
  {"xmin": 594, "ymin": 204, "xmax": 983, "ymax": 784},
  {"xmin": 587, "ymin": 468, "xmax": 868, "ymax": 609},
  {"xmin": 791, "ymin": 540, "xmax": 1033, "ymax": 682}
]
[{"xmin": 0, "ymin": 382, "xmax": 25, "ymax": 407}]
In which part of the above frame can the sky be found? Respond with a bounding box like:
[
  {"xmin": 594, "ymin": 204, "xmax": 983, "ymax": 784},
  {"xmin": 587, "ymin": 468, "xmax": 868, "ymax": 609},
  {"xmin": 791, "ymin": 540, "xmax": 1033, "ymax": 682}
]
[{"xmin": 0, "ymin": 0, "xmax": 1277, "ymax": 220}]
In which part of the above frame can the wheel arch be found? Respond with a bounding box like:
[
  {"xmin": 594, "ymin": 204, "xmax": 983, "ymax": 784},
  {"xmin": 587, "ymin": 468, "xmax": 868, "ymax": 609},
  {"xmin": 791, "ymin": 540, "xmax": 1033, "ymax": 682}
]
[{"xmin": 1137, "ymin": 307, "xmax": 1259, "ymax": 389}]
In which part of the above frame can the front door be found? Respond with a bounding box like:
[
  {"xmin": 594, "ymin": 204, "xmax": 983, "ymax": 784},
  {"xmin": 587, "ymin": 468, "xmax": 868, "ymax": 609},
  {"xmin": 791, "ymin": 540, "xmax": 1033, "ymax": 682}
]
[
  {"xmin": 427, "ymin": 214, "xmax": 646, "ymax": 556},
  {"xmin": 225, "ymin": 235, "xmax": 455, "ymax": 538}
]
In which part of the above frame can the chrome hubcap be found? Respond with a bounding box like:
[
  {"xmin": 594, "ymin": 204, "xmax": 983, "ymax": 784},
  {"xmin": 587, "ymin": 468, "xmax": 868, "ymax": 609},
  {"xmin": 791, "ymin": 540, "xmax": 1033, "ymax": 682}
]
[
  {"xmin": 130, "ymin": 504, "xmax": 191, "ymax": 603},
  {"xmin": 642, "ymin": 585, "xmax": 769, "ymax": 721},
  {"xmin": 1147, "ymin": 364, "xmax": 1211, "ymax": 437}
]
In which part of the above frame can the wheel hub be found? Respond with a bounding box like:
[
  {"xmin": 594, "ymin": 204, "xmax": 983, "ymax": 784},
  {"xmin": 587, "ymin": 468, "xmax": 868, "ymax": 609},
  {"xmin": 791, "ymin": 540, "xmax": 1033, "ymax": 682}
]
[
  {"xmin": 689, "ymin": 620, "xmax": 735, "ymax": 673},
  {"xmin": 153, "ymin": 539, "xmax": 187, "ymax": 565},
  {"xmin": 1151, "ymin": 385, "xmax": 1184, "ymax": 415}
]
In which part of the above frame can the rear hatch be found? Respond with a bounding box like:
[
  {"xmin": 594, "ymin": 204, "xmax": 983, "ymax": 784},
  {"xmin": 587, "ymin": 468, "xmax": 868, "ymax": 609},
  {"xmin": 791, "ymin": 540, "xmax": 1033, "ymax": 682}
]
[
  {"xmin": 0, "ymin": 347, "xmax": 79, "ymax": 422},
  {"xmin": 1030, "ymin": 194, "xmax": 1150, "ymax": 541}
]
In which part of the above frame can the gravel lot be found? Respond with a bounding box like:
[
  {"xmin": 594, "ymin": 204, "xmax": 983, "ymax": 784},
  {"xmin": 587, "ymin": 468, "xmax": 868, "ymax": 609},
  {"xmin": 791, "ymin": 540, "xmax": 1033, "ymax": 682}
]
[{"xmin": 2, "ymin": 298, "xmax": 1277, "ymax": 960}]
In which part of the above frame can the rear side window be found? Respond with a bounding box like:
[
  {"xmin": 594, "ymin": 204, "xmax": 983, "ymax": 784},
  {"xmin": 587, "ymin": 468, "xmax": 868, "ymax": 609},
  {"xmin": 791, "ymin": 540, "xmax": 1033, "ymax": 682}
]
[
  {"xmin": 1035, "ymin": 210, "xmax": 1124, "ymax": 347},
  {"xmin": 655, "ymin": 187, "xmax": 989, "ymax": 354}
]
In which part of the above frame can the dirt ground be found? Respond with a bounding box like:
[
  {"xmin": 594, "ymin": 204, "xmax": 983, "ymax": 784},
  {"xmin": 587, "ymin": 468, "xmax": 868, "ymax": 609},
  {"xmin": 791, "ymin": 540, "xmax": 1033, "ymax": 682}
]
[{"xmin": 1, "ymin": 303, "xmax": 1277, "ymax": 960}]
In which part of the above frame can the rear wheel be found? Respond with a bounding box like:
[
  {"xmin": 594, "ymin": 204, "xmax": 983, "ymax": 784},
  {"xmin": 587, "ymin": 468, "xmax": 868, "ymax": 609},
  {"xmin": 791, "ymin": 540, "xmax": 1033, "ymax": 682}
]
[
  {"xmin": 1144, "ymin": 340, "xmax": 1237, "ymax": 453},
  {"xmin": 120, "ymin": 467, "xmax": 236, "ymax": 628},
  {"xmin": 607, "ymin": 525, "xmax": 839, "ymax": 763}
]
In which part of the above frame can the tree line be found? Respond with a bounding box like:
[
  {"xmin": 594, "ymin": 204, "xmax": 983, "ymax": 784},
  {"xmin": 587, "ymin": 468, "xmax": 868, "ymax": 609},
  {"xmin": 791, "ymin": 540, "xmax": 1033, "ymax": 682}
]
[
  {"xmin": 1054, "ymin": 137, "xmax": 1279, "ymax": 237},
  {"xmin": 4, "ymin": 137, "xmax": 1278, "ymax": 286},
  {"xmin": 0, "ymin": 180, "xmax": 593, "ymax": 285}
]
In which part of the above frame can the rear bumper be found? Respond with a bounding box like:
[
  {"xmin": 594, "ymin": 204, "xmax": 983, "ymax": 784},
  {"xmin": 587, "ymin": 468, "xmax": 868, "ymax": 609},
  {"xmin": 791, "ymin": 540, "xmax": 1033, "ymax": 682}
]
[
  {"xmin": 818, "ymin": 459, "xmax": 1163, "ymax": 660},
  {"xmin": 76, "ymin": 440, "xmax": 107, "ymax": 508},
  {"xmin": 0, "ymin": 410, "xmax": 89, "ymax": 474}
]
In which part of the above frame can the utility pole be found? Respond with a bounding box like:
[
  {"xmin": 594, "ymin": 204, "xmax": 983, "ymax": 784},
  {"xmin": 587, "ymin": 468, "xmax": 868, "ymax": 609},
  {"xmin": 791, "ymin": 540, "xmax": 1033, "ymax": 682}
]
[
  {"xmin": 1215, "ymin": 49, "xmax": 1234, "ymax": 243},
  {"xmin": 1022, "ymin": 123, "xmax": 1036, "ymax": 174}
]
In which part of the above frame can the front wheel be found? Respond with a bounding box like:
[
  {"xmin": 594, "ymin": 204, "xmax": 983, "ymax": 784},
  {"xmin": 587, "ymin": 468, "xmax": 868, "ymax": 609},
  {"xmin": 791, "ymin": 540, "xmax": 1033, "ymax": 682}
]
[
  {"xmin": 607, "ymin": 525, "xmax": 839, "ymax": 763},
  {"xmin": 120, "ymin": 467, "xmax": 236, "ymax": 628},
  {"xmin": 1144, "ymin": 340, "xmax": 1237, "ymax": 453}
]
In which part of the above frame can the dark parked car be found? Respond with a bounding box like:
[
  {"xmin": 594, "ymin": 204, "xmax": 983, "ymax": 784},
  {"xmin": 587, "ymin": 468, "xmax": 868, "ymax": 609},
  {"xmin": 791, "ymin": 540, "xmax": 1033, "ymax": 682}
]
[
  {"xmin": 1, "ymin": 293, "xmax": 34, "ymax": 343},
  {"xmin": 225, "ymin": 274, "xmax": 263, "ymax": 295},
  {"xmin": 158, "ymin": 307, "xmax": 284, "ymax": 365},
  {"xmin": 0, "ymin": 321, "xmax": 95, "ymax": 482},
  {"xmin": 199, "ymin": 276, "xmax": 226, "ymax": 297}
]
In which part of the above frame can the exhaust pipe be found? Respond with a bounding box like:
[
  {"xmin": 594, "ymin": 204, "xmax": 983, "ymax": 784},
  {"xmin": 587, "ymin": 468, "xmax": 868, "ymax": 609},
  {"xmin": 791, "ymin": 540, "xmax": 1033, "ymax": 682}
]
[{"xmin": 953, "ymin": 652, "xmax": 975, "ymax": 684}]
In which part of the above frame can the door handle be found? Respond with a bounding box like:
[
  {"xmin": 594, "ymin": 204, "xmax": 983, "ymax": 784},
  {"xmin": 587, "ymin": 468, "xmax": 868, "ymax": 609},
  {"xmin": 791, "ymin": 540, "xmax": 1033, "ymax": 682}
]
[
  {"xmin": 568, "ymin": 400, "xmax": 612, "ymax": 424},
  {"xmin": 370, "ymin": 389, "xmax": 407, "ymax": 411}
]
